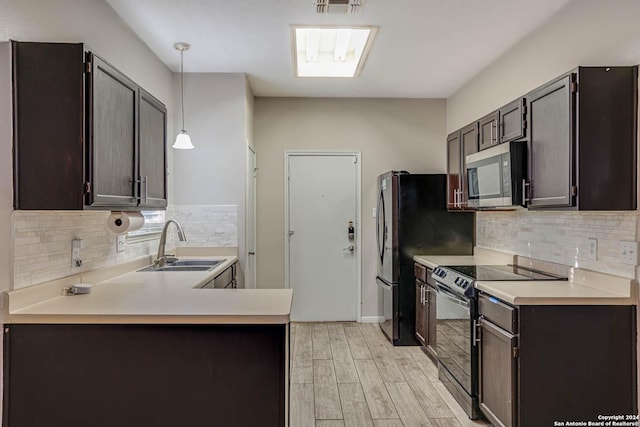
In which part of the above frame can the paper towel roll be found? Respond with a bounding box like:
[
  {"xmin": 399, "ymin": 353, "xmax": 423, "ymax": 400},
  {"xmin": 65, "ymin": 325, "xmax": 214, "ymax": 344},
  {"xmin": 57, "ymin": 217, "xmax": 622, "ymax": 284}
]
[{"xmin": 107, "ymin": 211, "xmax": 145, "ymax": 235}]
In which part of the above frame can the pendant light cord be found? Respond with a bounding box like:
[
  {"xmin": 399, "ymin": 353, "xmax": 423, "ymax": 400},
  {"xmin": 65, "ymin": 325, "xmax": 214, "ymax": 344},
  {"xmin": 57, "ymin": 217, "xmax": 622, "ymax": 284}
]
[{"xmin": 180, "ymin": 48, "xmax": 185, "ymax": 132}]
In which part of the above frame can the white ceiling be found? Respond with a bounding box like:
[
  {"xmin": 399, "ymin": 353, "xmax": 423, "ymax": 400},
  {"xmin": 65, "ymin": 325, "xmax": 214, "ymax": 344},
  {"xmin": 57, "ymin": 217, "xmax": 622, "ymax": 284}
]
[{"xmin": 106, "ymin": 0, "xmax": 572, "ymax": 98}]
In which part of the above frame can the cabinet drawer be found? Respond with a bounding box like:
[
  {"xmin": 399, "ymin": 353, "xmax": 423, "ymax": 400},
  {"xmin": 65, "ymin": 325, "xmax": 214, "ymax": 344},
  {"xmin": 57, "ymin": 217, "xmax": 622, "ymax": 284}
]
[
  {"xmin": 414, "ymin": 263, "xmax": 427, "ymax": 282},
  {"xmin": 479, "ymin": 293, "xmax": 517, "ymax": 333},
  {"xmin": 201, "ymin": 264, "xmax": 236, "ymax": 289}
]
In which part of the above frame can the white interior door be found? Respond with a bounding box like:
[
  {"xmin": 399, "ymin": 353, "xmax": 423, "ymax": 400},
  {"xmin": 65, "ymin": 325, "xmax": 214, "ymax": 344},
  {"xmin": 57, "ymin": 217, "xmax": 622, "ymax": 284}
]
[
  {"xmin": 246, "ymin": 144, "xmax": 257, "ymax": 289},
  {"xmin": 287, "ymin": 153, "xmax": 359, "ymax": 322}
]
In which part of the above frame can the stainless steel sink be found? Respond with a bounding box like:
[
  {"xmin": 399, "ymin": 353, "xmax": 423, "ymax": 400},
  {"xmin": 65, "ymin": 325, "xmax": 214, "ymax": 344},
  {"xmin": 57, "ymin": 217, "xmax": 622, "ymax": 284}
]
[
  {"xmin": 169, "ymin": 260, "xmax": 221, "ymax": 267},
  {"xmin": 137, "ymin": 259, "xmax": 222, "ymax": 272}
]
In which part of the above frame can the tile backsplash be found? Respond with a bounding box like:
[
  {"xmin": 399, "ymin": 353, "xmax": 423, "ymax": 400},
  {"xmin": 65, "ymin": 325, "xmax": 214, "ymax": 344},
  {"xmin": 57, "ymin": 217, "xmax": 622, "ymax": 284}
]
[
  {"xmin": 12, "ymin": 205, "xmax": 239, "ymax": 289},
  {"xmin": 12, "ymin": 210, "xmax": 158, "ymax": 289},
  {"xmin": 476, "ymin": 210, "xmax": 638, "ymax": 279},
  {"xmin": 168, "ymin": 205, "xmax": 238, "ymax": 248}
]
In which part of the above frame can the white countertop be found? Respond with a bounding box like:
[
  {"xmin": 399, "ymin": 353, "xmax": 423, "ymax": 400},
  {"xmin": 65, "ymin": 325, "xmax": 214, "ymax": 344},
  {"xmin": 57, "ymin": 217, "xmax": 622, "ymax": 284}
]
[
  {"xmin": 414, "ymin": 249, "xmax": 636, "ymax": 306},
  {"xmin": 4, "ymin": 255, "xmax": 293, "ymax": 324}
]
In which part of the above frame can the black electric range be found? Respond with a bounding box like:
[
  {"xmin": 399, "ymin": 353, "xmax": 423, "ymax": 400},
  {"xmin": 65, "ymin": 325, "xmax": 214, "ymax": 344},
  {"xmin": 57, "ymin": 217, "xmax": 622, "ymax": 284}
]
[
  {"xmin": 430, "ymin": 264, "xmax": 567, "ymax": 419},
  {"xmin": 432, "ymin": 264, "xmax": 567, "ymax": 297}
]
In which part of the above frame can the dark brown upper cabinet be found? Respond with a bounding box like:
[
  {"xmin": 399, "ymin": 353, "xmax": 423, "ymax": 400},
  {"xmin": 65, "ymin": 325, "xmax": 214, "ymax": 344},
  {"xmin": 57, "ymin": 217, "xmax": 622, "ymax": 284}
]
[
  {"xmin": 11, "ymin": 41, "xmax": 167, "ymax": 210},
  {"xmin": 138, "ymin": 89, "xmax": 168, "ymax": 209},
  {"xmin": 12, "ymin": 42, "xmax": 85, "ymax": 210},
  {"xmin": 447, "ymin": 122, "xmax": 478, "ymax": 210},
  {"xmin": 446, "ymin": 131, "xmax": 461, "ymax": 210},
  {"xmin": 499, "ymin": 98, "xmax": 526, "ymax": 143},
  {"xmin": 86, "ymin": 54, "xmax": 139, "ymax": 208},
  {"xmin": 525, "ymin": 67, "xmax": 637, "ymax": 210},
  {"xmin": 478, "ymin": 111, "xmax": 498, "ymax": 151}
]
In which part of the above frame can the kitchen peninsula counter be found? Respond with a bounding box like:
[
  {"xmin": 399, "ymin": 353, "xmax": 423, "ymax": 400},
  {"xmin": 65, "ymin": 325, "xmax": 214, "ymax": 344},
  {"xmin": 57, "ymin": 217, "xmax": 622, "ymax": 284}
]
[
  {"xmin": 4, "ymin": 255, "xmax": 293, "ymax": 324},
  {"xmin": 3, "ymin": 253, "xmax": 292, "ymax": 427}
]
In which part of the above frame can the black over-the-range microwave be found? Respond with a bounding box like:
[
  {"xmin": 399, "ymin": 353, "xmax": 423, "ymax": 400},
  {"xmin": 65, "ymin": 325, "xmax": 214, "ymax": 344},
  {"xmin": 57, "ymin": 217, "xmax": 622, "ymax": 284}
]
[{"xmin": 466, "ymin": 141, "xmax": 527, "ymax": 208}]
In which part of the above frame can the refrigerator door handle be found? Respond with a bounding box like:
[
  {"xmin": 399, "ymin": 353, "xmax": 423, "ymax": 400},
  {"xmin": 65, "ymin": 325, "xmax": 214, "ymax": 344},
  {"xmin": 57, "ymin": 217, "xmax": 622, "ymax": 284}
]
[{"xmin": 376, "ymin": 189, "xmax": 386, "ymax": 263}]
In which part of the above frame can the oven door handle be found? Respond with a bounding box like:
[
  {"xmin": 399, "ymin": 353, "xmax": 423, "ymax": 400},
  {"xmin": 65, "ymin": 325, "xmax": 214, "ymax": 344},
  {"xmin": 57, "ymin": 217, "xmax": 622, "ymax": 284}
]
[
  {"xmin": 376, "ymin": 277, "xmax": 394, "ymax": 291},
  {"xmin": 436, "ymin": 283, "xmax": 470, "ymax": 308}
]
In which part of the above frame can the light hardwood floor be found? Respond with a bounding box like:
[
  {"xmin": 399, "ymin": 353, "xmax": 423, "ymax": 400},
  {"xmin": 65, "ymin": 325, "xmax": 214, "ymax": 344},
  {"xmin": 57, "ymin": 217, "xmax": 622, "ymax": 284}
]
[{"xmin": 290, "ymin": 322, "xmax": 492, "ymax": 427}]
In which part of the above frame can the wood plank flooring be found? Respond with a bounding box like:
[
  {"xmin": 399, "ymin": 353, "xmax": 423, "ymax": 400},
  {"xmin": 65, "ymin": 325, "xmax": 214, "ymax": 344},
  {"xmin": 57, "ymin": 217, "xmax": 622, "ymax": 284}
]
[{"xmin": 290, "ymin": 322, "xmax": 492, "ymax": 427}]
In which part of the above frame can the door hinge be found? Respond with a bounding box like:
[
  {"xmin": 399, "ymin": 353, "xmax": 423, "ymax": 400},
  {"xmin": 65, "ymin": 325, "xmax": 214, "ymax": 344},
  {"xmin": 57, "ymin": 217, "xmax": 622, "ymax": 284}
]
[
  {"xmin": 570, "ymin": 81, "xmax": 578, "ymax": 93},
  {"xmin": 85, "ymin": 61, "xmax": 92, "ymax": 73},
  {"xmin": 571, "ymin": 186, "xmax": 577, "ymax": 196},
  {"xmin": 512, "ymin": 346, "xmax": 519, "ymax": 358},
  {"xmin": 84, "ymin": 182, "xmax": 92, "ymax": 194}
]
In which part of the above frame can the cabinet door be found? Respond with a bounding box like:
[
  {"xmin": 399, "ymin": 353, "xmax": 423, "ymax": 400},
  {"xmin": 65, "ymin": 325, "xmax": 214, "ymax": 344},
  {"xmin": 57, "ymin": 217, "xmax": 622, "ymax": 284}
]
[
  {"xmin": 527, "ymin": 75, "xmax": 575, "ymax": 208},
  {"xmin": 139, "ymin": 89, "xmax": 167, "ymax": 208},
  {"xmin": 478, "ymin": 111, "xmax": 499, "ymax": 150},
  {"xmin": 426, "ymin": 284, "xmax": 437, "ymax": 358},
  {"xmin": 446, "ymin": 131, "xmax": 461, "ymax": 209},
  {"xmin": 88, "ymin": 54, "xmax": 138, "ymax": 207},
  {"xmin": 479, "ymin": 319, "xmax": 517, "ymax": 427},
  {"xmin": 499, "ymin": 98, "xmax": 526, "ymax": 143},
  {"xmin": 415, "ymin": 281, "xmax": 426, "ymax": 346},
  {"xmin": 460, "ymin": 122, "xmax": 478, "ymax": 208},
  {"xmin": 12, "ymin": 42, "xmax": 85, "ymax": 210}
]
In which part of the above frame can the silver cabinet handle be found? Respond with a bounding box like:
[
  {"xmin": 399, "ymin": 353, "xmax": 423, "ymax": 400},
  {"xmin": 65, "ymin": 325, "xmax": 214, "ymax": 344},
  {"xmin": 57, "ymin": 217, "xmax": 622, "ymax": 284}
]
[
  {"xmin": 522, "ymin": 179, "xmax": 531, "ymax": 203},
  {"xmin": 473, "ymin": 317, "xmax": 482, "ymax": 346},
  {"xmin": 343, "ymin": 245, "xmax": 355, "ymax": 252}
]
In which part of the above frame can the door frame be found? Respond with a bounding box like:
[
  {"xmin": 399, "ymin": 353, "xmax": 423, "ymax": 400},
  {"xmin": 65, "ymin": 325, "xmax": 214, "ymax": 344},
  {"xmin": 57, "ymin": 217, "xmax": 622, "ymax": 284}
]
[
  {"xmin": 245, "ymin": 141, "xmax": 257, "ymax": 288},
  {"xmin": 284, "ymin": 151, "xmax": 362, "ymax": 322}
]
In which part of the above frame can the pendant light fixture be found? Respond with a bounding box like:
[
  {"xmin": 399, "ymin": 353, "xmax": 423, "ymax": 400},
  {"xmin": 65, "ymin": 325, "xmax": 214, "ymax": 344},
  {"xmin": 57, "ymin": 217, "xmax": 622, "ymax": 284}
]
[{"xmin": 172, "ymin": 42, "xmax": 194, "ymax": 149}]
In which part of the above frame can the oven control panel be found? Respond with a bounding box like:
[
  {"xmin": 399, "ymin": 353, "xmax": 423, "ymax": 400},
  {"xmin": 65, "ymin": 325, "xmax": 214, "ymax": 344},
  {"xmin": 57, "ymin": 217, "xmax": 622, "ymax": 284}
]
[{"xmin": 433, "ymin": 266, "xmax": 475, "ymax": 297}]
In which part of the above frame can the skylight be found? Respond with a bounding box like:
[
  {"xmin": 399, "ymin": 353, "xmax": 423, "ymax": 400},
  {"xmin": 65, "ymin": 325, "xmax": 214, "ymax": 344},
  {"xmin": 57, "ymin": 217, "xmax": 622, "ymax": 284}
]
[{"xmin": 291, "ymin": 26, "xmax": 377, "ymax": 78}]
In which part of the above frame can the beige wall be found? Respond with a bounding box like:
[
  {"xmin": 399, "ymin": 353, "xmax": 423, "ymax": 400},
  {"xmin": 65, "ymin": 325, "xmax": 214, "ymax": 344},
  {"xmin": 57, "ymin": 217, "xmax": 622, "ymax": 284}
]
[
  {"xmin": 446, "ymin": 0, "xmax": 640, "ymax": 132},
  {"xmin": 446, "ymin": 0, "xmax": 640, "ymax": 412},
  {"xmin": 254, "ymin": 98, "xmax": 446, "ymax": 317},
  {"xmin": 171, "ymin": 73, "xmax": 251, "ymax": 287}
]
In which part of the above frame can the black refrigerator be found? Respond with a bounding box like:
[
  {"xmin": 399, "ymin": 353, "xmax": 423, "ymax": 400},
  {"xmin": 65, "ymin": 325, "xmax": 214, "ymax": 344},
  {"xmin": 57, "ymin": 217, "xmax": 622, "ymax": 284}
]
[{"xmin": 376, "ymin": 171, "xmax": 474, "ymax": 345}]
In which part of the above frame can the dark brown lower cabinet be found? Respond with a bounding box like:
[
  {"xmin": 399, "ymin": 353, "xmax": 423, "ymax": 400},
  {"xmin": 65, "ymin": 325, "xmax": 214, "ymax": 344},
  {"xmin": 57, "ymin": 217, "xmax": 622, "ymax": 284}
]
[
  {"xmin": 478, "ymin": 295, "xmax": 637, "ymax": 427},
  {"xmin": 415, "ymin": 280, "xmax": 427, "ymax": 345},
  {"xmin": 415, "ymin": 263, "xmax": 437, "ymax": 360},
  {"xmin": 3, "ymin": 323, "xmax": 289, "ymax": 427},
  {"xmin": 479, "ymin": 316, "xmax": 517, "ymax": 427}
]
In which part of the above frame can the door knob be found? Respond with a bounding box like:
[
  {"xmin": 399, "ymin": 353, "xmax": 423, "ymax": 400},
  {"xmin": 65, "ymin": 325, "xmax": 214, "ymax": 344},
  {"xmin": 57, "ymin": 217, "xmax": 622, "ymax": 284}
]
[{"xmin": 343, "ymin": 245, "xmax": 355, "ymax": 252}]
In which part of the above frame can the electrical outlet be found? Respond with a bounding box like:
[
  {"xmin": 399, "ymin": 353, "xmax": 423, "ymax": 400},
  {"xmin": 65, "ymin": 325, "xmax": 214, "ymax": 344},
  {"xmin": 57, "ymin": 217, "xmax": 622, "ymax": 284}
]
[
  {"xmin": 586, "ymin": 238, "xmax": 597, "ymax": 261},
  {"xmin": 620, "ymin": 241, "xmax": 638, "ymax": 265},
  {"xmin": 116, "ymin": 235, "xmax": 127, "ymax": 253},
  {"xmin": 71, "ymin": 238, "xmax": 84, "ymax": 269}
]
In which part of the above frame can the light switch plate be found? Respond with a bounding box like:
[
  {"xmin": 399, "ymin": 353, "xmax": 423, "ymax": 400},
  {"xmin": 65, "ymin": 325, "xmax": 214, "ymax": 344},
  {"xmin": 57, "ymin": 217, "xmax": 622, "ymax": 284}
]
[{"xmin": 116, "ymin": 235, "xmax": 127, "ymax": 253}]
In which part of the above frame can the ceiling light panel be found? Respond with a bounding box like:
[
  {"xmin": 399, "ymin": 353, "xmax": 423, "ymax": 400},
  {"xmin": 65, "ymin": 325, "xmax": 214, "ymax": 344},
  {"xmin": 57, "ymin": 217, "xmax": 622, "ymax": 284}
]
[{"xmin": 292, "ymin": 26, "xmax": 377, "ymax": 78}]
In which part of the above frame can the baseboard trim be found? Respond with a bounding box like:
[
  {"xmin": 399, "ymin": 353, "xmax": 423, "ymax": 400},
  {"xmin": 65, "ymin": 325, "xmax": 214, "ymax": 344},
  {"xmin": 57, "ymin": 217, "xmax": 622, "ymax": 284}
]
[{"xmin": 359, "ymin": 316, "xmax": 383, "ymax": 323}]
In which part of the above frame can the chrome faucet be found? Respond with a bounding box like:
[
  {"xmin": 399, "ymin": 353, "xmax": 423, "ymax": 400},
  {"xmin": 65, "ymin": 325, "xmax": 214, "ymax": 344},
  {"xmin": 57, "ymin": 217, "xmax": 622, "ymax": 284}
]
[{"xmin": 155, "ymin": 219, "xmax": 187, "ymax": 267}]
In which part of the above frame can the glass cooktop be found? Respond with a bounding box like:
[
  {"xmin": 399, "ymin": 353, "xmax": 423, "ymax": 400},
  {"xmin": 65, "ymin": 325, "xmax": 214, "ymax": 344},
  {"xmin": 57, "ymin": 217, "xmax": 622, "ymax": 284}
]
[{"xmin": 444, "ymin": 264, "xmax": 567, "ymax": 281}]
